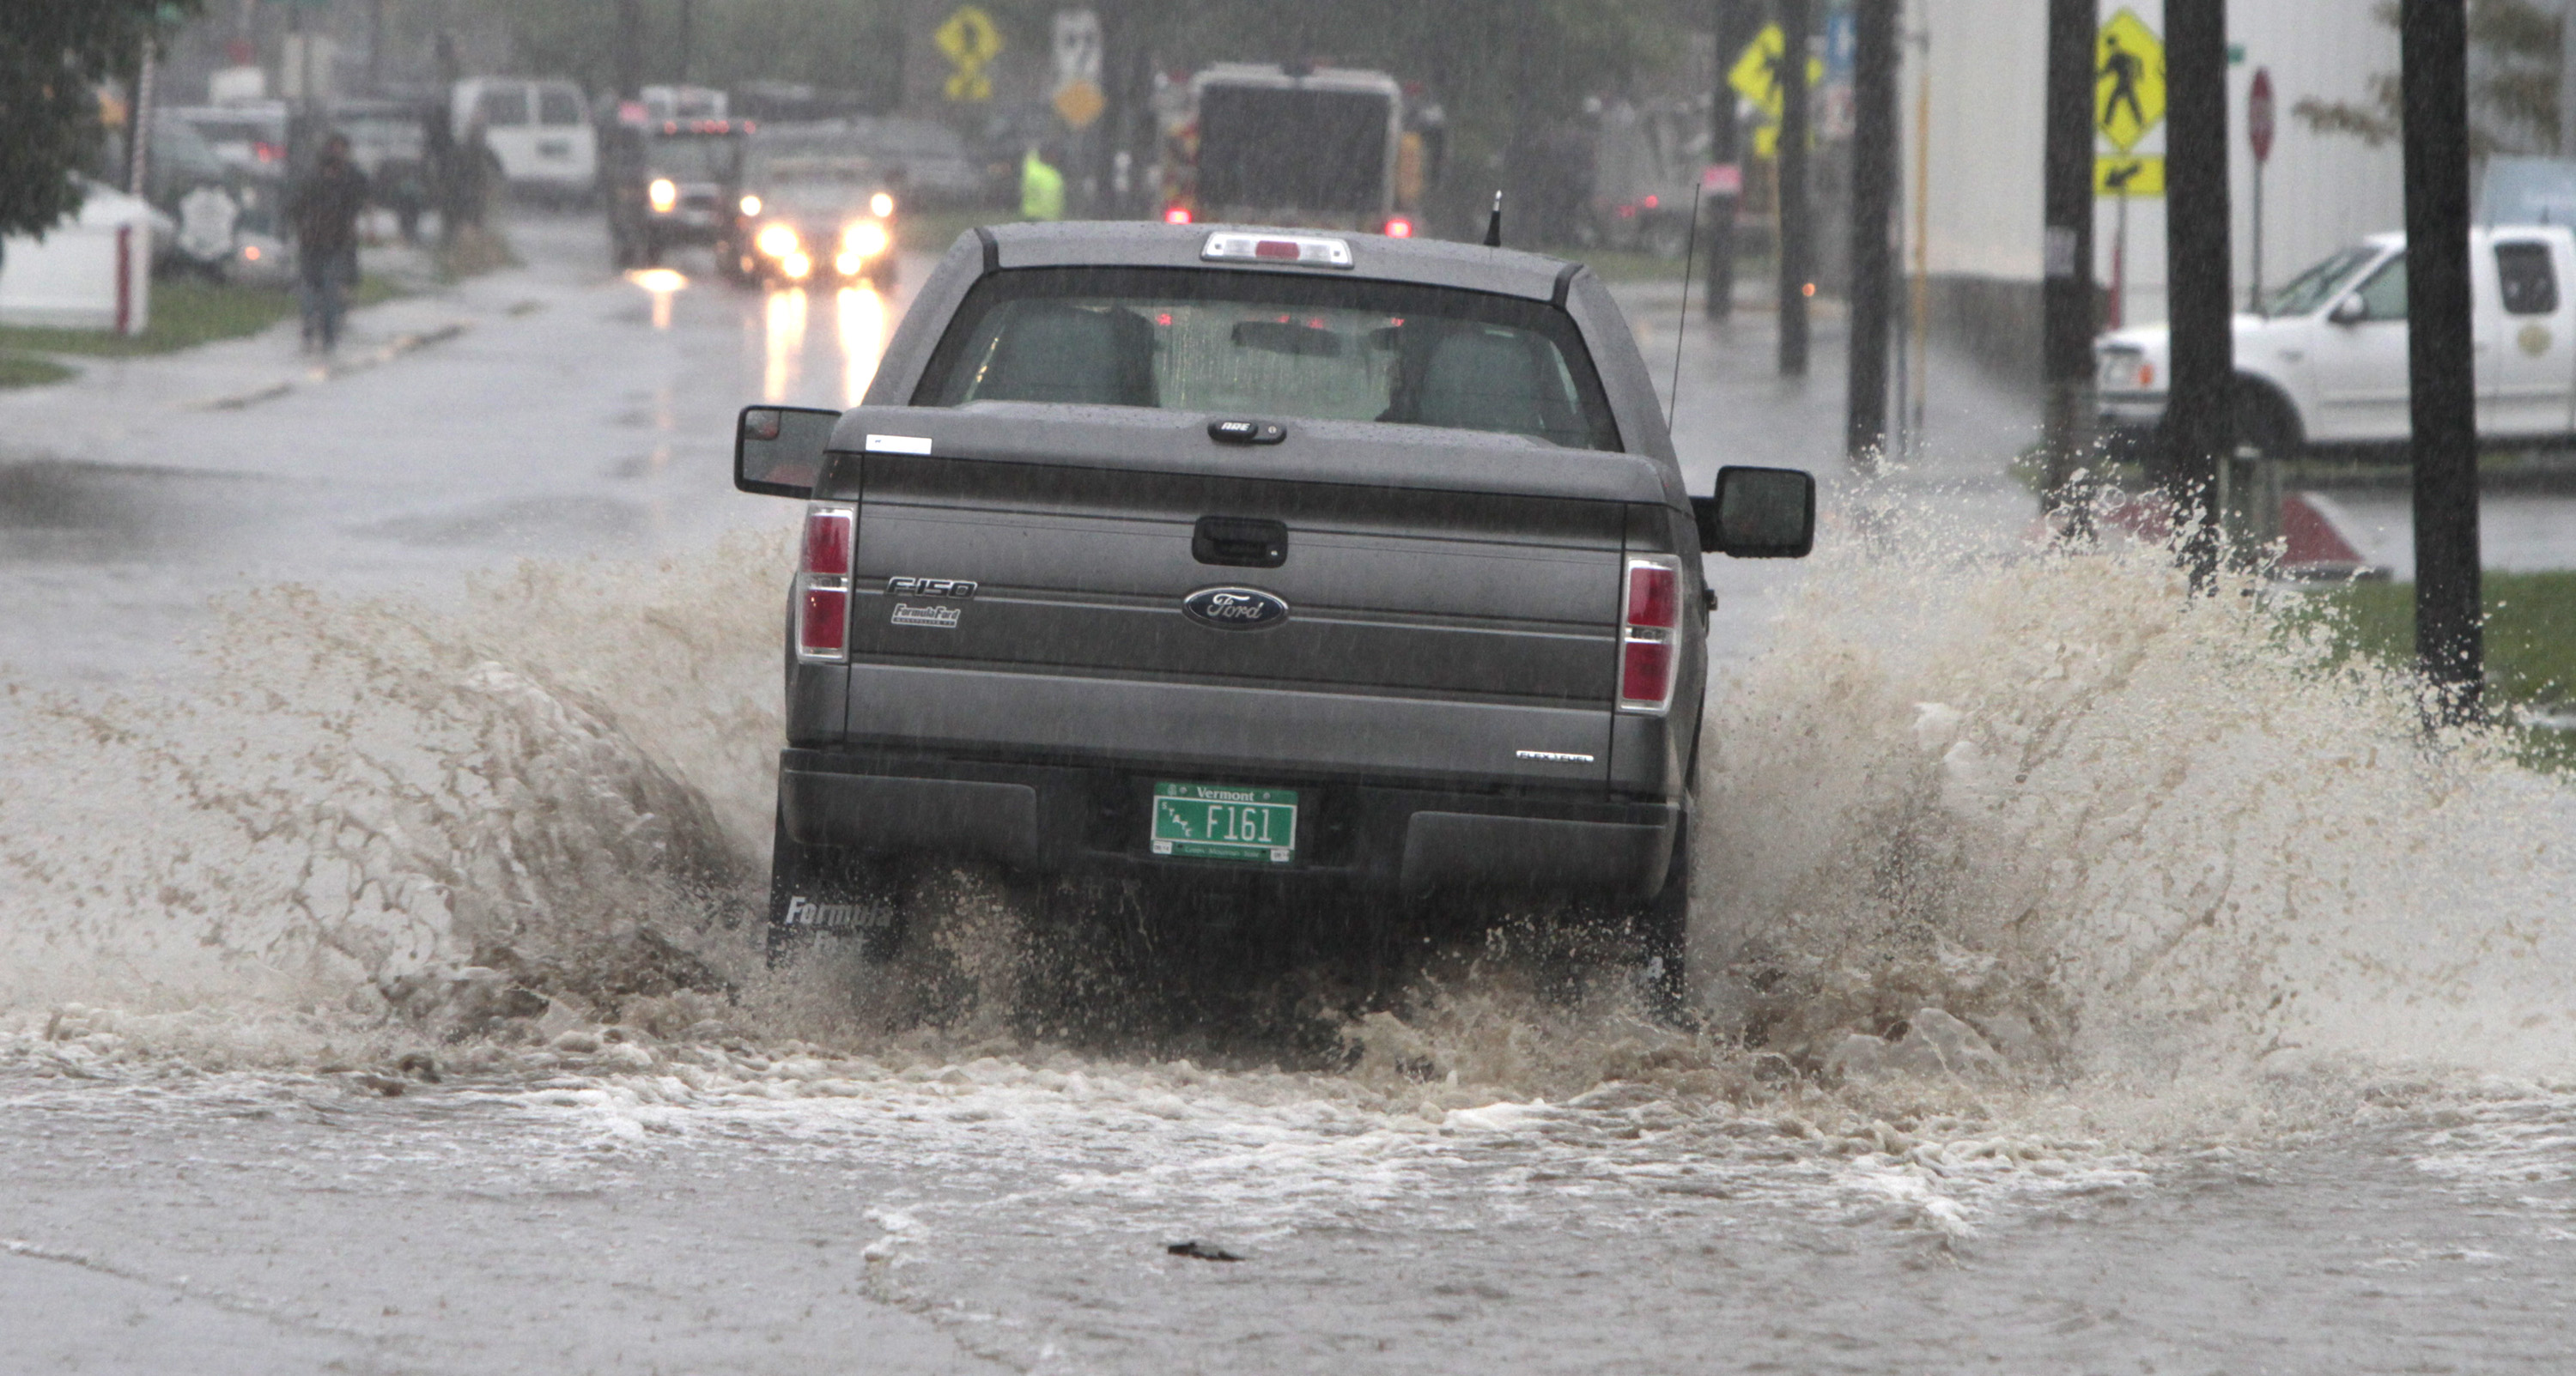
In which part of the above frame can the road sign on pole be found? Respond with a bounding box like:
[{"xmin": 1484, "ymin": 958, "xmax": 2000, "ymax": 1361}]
[
  {"xmin": 2247, "ymin": 67, "xmax": 2276, "ymax": 162},
  {"xmin": 2095, "ymin": 8, "xmax": 2166, "ymax": 152},
  {"xmin": 2093, "ymin": 153, "xmax": 2165, "ymax": 195},
  {"xmin": 1729, "ymin": 21, "xmax": 1826, "ymax": 157},
  {"xmin": 935, "ymin": 6, "xmax": 1002, "ymax": 102},
  {"xmin": 1050, "ymin": 9, "xmax": 1105, "ymax": 129}
]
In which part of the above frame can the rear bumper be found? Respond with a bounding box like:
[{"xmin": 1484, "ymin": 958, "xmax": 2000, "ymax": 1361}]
[
  {"xmin": 777, "ymin": 747, "xmax": 1680, "ymax": 900},
  {"xmin": 2098, "ymin": 390, "xmax": 2168, "ymax": 428}
]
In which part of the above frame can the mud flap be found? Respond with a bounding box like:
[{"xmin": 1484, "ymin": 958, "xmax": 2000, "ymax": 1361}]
[
  {"xmin": 765, "ymin": 803, "xmax": 905, "ymax": 966},
  {"xmin": 1633, "ymin": 833, "xmax": 1692, "ymax": 1024}
]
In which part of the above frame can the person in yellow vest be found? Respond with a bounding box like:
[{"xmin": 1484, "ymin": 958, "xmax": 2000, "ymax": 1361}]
[{"xmin": 1019, "ymin": 143, "xmax": 1065, "ymax": 221}]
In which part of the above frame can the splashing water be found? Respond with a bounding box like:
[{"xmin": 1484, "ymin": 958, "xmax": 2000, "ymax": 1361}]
[
  {"xmin": 2, "ymin": 518, "xmax": 2570, "ymax": 1129},
  {"xmin": 1698, "ymin": 525, "xmax": 2576, "ymax": 1100}
]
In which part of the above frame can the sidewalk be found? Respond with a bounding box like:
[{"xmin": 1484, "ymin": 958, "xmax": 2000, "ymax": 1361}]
[
  {"xmin": 0, "ymin": 217, "xmax": 586, "ymax": 474},
  {"xmin": 1609, "ymin": 278, "xmax": 2044, "ymax": 535},
  {"xmin": 1605, "ymin": 279, "xmax": 2047, "ymax": 668}
]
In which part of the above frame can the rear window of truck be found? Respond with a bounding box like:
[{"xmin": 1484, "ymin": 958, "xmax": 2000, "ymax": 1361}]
[{"xmin": 917, "ymin": 266, "xmax": 1623, "ymax": 452}]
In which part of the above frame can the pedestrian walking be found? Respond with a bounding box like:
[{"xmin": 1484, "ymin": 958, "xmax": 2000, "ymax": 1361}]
[{"xmin": 287, "ymin": 132, "xmax": 368, "ymax": 353}]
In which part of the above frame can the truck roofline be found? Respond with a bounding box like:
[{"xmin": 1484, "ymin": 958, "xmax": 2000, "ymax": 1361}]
[{"xmin": 970, "ymin": 221, "xmax": 1578, "ymax": 304}]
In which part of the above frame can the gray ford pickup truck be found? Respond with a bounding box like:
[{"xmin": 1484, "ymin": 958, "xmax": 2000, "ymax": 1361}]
[{"xmin": 733, "ymin": 221, "xmax": 1813, "ymax": 1011}]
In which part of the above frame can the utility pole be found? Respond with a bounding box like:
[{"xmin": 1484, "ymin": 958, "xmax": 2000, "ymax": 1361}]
[
  {"xmin": 2162, "ymin": 0, "xmax": 2233, "ymax": 581},
  {"xmin": 2403, "ymin": 0, "xmax": 2483, "ymax": 720},
  {"xmin": 1776, "ymin": 0, "xmax": 1812, "ymax": 377},
  {"xmin": 1706, "ymin": 0, "xmax": 1753, "ymax": 321},
  {"xmin": 2561, "ymin": 0, "xmax": 2576, "ymax": 155},
  {"xmin": 1844, "ymin": 0, "xmax": 1898, "ymax": 467},
  {"xmin": 2039, "ymin": 0, "xmax": 2098, "ymax": 513},
  {"xmin": 615, "ymin": 0, "xmax": 644, "ymax": 100}
]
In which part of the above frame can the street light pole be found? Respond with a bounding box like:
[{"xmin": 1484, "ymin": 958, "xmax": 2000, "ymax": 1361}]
[
  {"xmin": 2162, "ymin": 0, "xmax": 2233, "ymax": 581},
  {"xmin": 2402, "ymin": 0, "xmax": 2483, "ymax": 720},
  {"xmin": 1776, "ymin": 0, "xmax": 1812, "ymax": 377},
  {"xmin": 2039, "ymin": 0, "xmax": 2099, "ymax": 514},
  {"xmin": 1707, "ymin": 0, "xmax": 1752, "ymax": 322},
  {"xmin": 1844, "ymin": 0, "xmax": 1898, "ymax": 468}
]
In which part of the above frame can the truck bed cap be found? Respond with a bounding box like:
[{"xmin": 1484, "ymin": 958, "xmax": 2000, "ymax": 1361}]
[{"xmin": 828, "ymin": 402, "xmax": 1675, "ymax": 506}]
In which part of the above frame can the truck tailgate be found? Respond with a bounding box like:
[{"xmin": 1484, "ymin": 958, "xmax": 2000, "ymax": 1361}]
[{"xmin": 830, "ymin": 409, "xmax": 1649, "ymax": 787}]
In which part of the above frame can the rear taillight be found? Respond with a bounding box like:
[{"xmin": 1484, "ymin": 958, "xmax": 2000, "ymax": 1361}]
[
  {"xmin": 1618, "ymin": 558, "xmax": 1681, "ymax": 712},
  {"xmin": 796, "ymin": 503, "xmax": 854, "ymax": 663},
  {"xmin": 1383, "ymin": 216, "xmax": 1414, "ymax": 239},
  {"xmin": 1164, "ymin": 205, "xmax": 1194, "ymax": 224}
]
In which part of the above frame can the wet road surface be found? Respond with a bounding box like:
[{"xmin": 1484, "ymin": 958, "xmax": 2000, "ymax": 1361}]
[{"xmin": 4, "ymin": 212, "xmax": 2574, "ymax": 1374}]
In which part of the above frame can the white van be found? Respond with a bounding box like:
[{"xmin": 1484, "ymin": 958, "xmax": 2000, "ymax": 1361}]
[{"xmin": 451, "ymin": 78, "xmax": 597, "ymax": 201}]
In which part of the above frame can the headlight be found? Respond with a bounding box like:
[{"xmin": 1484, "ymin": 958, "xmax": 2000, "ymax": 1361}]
[
  {"xmin": 870, "ymin": 191, "xmax": 896, "ymax": 218},
  {"xmin": 647, "ymin": 178, "xmax": 677, "ymax": 213},
  {"xmin": 781, "ymin": 251, "xmax": 812, "ymax": 281},
  {"xmin": 756, "ymin": 222, "xmax": 800, "ymax": 258},
  {"xmin": 841, "ymin": 220, "xmax": 890, "ymax": 258},
  {"xmin": 738, "ymin": 193, "xmax": 762, "ymax": 216}
]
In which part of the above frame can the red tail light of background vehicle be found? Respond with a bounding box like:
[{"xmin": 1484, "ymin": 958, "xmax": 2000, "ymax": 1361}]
[
  {"xmin": 796, "ymin": 504, "xmax": 854, "ymax": 662},
  {"xmin": 1383, "ymin": 216, "xmax": 1414, "ymax": 239},
  {"xmin": 1618, "ymin": 558, "xmax": 1680, "ymax": 712},
  {"xmin": 1164, "ymin": 206, "xmax": 1194, "ymax": 224}
]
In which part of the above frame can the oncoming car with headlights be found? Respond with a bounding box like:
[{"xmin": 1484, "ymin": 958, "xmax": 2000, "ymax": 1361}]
[{"xmin": 726, "ymin": 124, "xmax": 901, "ymax": 288}]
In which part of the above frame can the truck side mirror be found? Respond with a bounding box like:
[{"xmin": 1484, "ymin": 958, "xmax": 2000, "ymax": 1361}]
[
  {"xmin": 734, "ymin": 404, "xmax": 839, "ymax": 497},
  {"xmin": 2328, "ymin": 295, "xmax": 2368, "ymax": 326},
  {"xmin": 1693, "ymin": 465, "xmax": 1815, "ymax": 558}
]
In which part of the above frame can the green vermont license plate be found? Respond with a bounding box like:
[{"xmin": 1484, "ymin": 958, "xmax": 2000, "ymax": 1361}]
[{"xmin": 1150, "ymin": 782, "xmax": 1299, "ymax": 864}]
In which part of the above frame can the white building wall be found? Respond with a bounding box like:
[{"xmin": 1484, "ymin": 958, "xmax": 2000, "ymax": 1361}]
[
  {"xmin": 1915, "ymin": 0, "xmax": 2049, "ymax": 282},
  {"xmin": 1905, "ymin": 0, "xmax": 2404, "ymax": 346}
]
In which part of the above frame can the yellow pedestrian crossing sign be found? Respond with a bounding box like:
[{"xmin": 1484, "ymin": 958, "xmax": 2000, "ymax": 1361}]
[
  {"xmin": 2095, "ymin": 154, "xmax": 2164, "ymax": 197},
  {"xmin": 1728, "ymin": 22, "xmax": 1824, "ymax": 123},
  {"xmin": 2096, "ymin": 9, "xmax": 2165, "ymax": 152},
  {"xmin": 936, "ymin": 6, "xmax": 1002, "ymax": 102}
]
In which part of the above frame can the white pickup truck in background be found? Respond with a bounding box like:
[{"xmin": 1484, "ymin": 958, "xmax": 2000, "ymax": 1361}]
[{"xmin": 2096, "ymin": 225, "xmax": 2576, "ymax": 455}]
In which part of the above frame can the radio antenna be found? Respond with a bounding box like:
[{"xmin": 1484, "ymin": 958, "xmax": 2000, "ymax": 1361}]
[
  {"xmin": 1482, "ymin": 190, "xmax": 1504, "ymax": 247},
  {"xmin": 1666, "ymin": 179, "xmax": 1706, "ymax": 433}
]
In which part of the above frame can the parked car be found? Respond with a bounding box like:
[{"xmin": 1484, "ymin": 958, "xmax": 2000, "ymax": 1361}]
[
  {"xmin": 450, "ymin": 77, "xmax": 597, "ymax": 203},
  {"xmin": 729, "ymin": 221, "xmax": 1817, "ymax": 1017},
  {"xmin": 835, "ymin": 116, "xmax": 986, "ymax": 210},
  {"xmin": 1583, "ymin": 98, "xmax": 1704, "ymax": 259},
  {"xmin": 153, "ymin": 108, "xmax": 289, "ymax": 282},
  {"xmin": 165, "ymin": 102, "xmax": 289, "ymax": 177},
  {"xmin": 2098, "ymin": 227, "xmax": 2576, "ymax": 455},
  {"xmin": 328, "ymin": 98, "xmax": 433, "ymax": 240}
]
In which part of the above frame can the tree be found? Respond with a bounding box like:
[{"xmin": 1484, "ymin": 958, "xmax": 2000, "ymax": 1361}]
[
  {"xmin": 0, "ymin": 0, "xmax": 200, "ymax": 241},
  {"xmin": 2294, "ymin": 0, "xmax": 2560, "ymax": 155}
]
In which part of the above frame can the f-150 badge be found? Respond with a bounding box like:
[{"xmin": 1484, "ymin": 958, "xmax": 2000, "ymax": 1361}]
[
  {"xmin": 887, "ymin": 576, "xmax": 977, "ymax": 598},
  {"xmin": 1183, "ymin": 586, "xmax": 1290, "ymax": 629}
]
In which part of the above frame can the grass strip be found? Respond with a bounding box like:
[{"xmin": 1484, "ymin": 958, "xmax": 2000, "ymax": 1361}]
[
  {"xmin": 0, "ymin": 275, "xmax": 408, "ymax": 360},
  {"xmin": 0, "ymin": 352, "xmax": 77, "ymax": 388},
  {"xmin": 2311, "ymin": 569, "xmax": 2576, "ymax": 767}
]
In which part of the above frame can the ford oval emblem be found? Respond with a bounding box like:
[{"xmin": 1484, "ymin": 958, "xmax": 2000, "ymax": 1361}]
[{"xmin": 1182, "ymin": 585, "xmax": 1291, "ymax": 630}]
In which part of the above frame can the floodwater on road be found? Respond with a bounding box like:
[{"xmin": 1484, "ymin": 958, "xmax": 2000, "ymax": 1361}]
[{"xmin": 3, "ymin": 212, "xmax": 2573, "ymax": 1374}]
